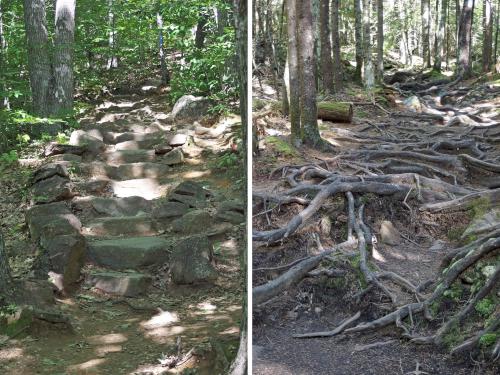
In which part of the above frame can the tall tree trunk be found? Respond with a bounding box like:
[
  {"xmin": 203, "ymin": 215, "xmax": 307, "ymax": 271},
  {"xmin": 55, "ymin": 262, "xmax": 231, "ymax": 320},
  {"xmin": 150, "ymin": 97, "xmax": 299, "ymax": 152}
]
[
  {"xmin": 354, "ymin": 0, "xmax": 363, "ymax": 81},
  {"xmin": 483, "ymin": 0, "xmax": 493, "ymax": 71},
  {"xmin": 0, "ymin": 0, "xmax": 9, "ymax": 109},
  {"xmin": 434, "ymin": 0, "xmax": 448, "ymax": 71},
  {"xmin": 457, "ymin": 0, "xmax": 474, "ymax": 78},
  {"xmin": 332, "ymin": 0, "xmax": 343, "ymax": 91},
  {"xmin": 24, "ymin": 0, "xmax": 52, "ymax": 116},
  {"xmin": 195, "ymin": 10, "xmax": 208, "ymax": 50},
  {"xmin": 362, "ymin": 0, "xmax": 374, "ymax": 87},
  {"xmin": 319, "ymin": 0, "xmax": 333, "ymax": 93},
  {"xmin": 422, "ymin": 0, "xmax": 431, "ymax": 67},
  {"xmin": 376, "ymin": 0, "xmax": 384, "ymax": 82},
  {"xmin": 0, "ymin": 230, "xmax": 12, "ymax": 298},
  {"xmin": 53, "ymin": 0, "xmax": 75, "ymax": 116},
  {"xmin": 296, "ymin": 0, "xmax": 321, "ymax": 147},
  {"xmin": 156, "ymin": 13, "xmax": 169, "ymax": 85},
  {"xmin": 495, "ymin": 0, "xmax": 500, "ymax": 72},
  {"xmin": 107, "ymin": 0, "xmax": 117, "ymax": 69},
  {"xmin": 287, "ymin": 0, "xmax": 301, "ymax": 146}
]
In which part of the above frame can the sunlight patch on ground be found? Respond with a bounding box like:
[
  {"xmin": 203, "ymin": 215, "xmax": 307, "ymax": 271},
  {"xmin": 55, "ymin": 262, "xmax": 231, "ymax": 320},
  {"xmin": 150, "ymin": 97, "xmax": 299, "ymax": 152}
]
[
  {"xmin": 182, "ymin": 170, "xmax": 211, "ymax": 179},
  {"xmin": 67, "ymin": 358, "xmax": 107, "ymax": 372},
  {"xmin": 196, "ymin": 301, "xmax": 217, "ymax": 312},
  {"xmin": 141, "ymin": 310, "xmax": 179, "ymax": 330},
  {"xmin": 143, "ymin": 325, "xmax": 186, "ymax": 344},
  {"xmin": 219, "ymin": 326, "xmax": 239, "ymax": 336},
  {"xmin": 321, "ymin": 135, "xmax": 341, "ymax": 147},
  {"xmin": 225, "ymin": 304, "xmax": 242, "ymax": 312},
  {"xmin": 0, "ymin": 347, "xmax": 23, "ymax": 362},
  {"xmin": 95, "ymin": 344, "xmax": 123, "ymax": 357},
  {"xmin": 88, "ymin": 333, "xmax": 128, "ymax": 345}
]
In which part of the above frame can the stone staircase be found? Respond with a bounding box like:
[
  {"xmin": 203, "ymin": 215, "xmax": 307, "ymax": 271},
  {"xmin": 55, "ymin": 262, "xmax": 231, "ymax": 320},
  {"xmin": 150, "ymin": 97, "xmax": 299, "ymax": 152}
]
[{"xmin": 26, "ymin": 94, "xmax": 244, "ymax": 298}]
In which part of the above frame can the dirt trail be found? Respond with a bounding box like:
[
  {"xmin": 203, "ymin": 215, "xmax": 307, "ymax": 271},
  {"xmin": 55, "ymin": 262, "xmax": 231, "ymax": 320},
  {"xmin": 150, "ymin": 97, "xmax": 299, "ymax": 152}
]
[
  {"xmin": 1, "ymin": 91, "xmax": 244, "ymax": 374},
  {"xmin": 252, "ymin": 77, "xmax": 500, "ymax": 374}
]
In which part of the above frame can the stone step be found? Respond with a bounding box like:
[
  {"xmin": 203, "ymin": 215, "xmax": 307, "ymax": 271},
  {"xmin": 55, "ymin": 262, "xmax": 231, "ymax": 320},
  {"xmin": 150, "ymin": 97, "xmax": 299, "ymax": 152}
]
[
  {"xmin": 103, "ymin": 150, "xmax": 156, "ymax": 164},
  {"xmin": 79, "ymin": 162, "xmax": 170, "ymax": 181},
  {"xmin": 104, "ymin": 131, "xmax": 166, "ymax": 145},
  {"xmin": 82, "ymin": 216, "xmax": 158, "ymax": 237},
  {"xmin": 86, "ymin": 236, "xmax": 171, "ymax": 270},
  {"xmin": 111, "ymin": 178, "xmax": 169, "ymax": 200},
  {"xmin": 72, "ymin": 196, "xmax": 152, "ymax": 217},
  {"xmin": 85, "ymin": 270, "xmax": 152, "ymax": 297}
]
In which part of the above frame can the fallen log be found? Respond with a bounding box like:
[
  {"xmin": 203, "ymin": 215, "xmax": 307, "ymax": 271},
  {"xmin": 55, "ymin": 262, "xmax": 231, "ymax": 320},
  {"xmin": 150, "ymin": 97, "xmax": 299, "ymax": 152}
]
[{"xmin": 317, "ymin": 102, "xmax": 353, "ymax": 123}]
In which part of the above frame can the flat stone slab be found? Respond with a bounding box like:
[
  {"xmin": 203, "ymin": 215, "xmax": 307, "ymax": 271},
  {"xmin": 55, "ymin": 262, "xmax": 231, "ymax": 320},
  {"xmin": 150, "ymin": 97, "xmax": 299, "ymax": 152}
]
[
  {"xmin": 169, "ymin": 181, "xmax": 211, "ymax": 208},
  {"xmin": 162, "ymin": 148, "xmax": 184, "ymax": 165},
  {"xmin": 73, "ymin": 196, "xmax": 151, "ymax": 217},
  {"xmin": 32, "ymin": 175, "xmax": 75, "ymax": 204},
  {"xmin": 83, "ymin": 216, "xmax": 158, "ymax": 237},
  {"xmin": 86, "ymin": 270, "xmax": 152, "ymax": 297},
  {"xmin": 87, "ymin": 236, "xmax": 171, "ymax": 270},
  {"xmin": 108, "ymin": 163, "xmax": 170, "ymax": 180},
  {"xmin": 114, "ymin": 137, "xmax": 164, "ymax": 151},
  {"xmin": 112, "ymin": 178, "xmax": 168, "ymax": 200},
  {"xmin": 172, "ymin": 210, "xmax": 213, "ymax": 234},
  {"xmin": 104, "ymin": 150, "xmax": 156, "ymax": 164},
  {"xmin": 152, "ymin": 201, "xmax": 189, "ymax": 220}
]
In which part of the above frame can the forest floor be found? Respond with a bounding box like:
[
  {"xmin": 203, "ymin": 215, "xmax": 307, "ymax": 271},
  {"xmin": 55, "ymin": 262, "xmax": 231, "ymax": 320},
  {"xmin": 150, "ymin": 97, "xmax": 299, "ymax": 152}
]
[
  {"xmin": 252, "ymin": 72, "xmax": 500, "ymax": 375},
  {"xmin": 0, "ymin": 87, "xmax": 244, "ymax": 374}
]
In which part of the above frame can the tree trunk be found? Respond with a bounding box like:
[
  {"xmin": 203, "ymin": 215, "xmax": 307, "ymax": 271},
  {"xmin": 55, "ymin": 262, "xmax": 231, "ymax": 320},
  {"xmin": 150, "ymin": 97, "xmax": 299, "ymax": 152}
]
[
  {"xmin": 53, "ymin": 0, "xmax": 75, "ymax": 116},
  {"xmin": 24, "ymin": 0, "xmax": 52, "ymax": 116},
  {"xmin": 195, "ymin": 11, "xmax": 208, "ymax": 50},
  {"xmin": 296, "ymin": 0, "xmax": 321, "ymax": 146},
  {"xmin": 287, "ymin": 0, "xmax": 301, "ymax": 146},
  {"xmin": 422, "ymin": 0, "xmax": 431, "ymax": 67},
  {"xmin": 376, "ymin": 0, "xmax": 384, "ymax": 82},
  {"xmin": 317, "ymin": 101, "xmax": 353, "ymax": 122},
  {"xmin": 0, "ymin": 0, "xmax": 9, "ymax": 110},
  {"xmin": 495, "ymin": 0, "xmax": 500, "ymax": 72},
  {"xmin": 319, "ymin": 0, "xmax": 333, "ymax": 93},
  {"xmin": 332, "ymin": 0, "xmax": 343, "ymax": 91},
  {"xmin": 0, "ymin": 230, "xmax": 12, "ymax": 297},
  {"xmin": 354, "ymin": 0, "xmax": 363, "ymax": 81},
  {"xmin": 483, "ymin": 0, "xmax": 493, "ymax": 71},
  {"xmin": 434, "ymin": 0, "xmax": 448, "ymax": 71},
  {"xmin": 107, "ymin": 0, "xmax": 117, "ymax": 69},
  {"xmin": 362, "ymin": 0, "xmax": 374, "ymax": 88},
  {"xmin": 457, "ymin": 0, "xmax": 474, "ymax": 78},
  {"xmin": 157, "ymin": 13, "xmax": 169, "ymax": 85}
]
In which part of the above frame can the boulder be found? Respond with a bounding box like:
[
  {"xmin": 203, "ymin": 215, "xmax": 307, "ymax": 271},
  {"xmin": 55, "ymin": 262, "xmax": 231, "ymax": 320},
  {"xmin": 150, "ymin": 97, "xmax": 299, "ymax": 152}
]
[
  {"xmin": 216, "ymin": 200, "xmax": 245, "ymax": 224},
  {"xmin": 32, "ymin": 175, "xmax": 74, "ymax": 204},
  {"xmin": 162, "ymin": 148, "xmax": 184, "ymax": 165},
  {"xmin": 169, "ymin": 181, "xmax": 211, "ymax": 208},
  {"xmin": 32, "ymin": 163, "xmax": 69, "ymax": 184},
  {"xmin": 172, "ymin": 210, "xmax": 212, "ymax": 234},
  {"xmin": 39, "ymin": 233, "xmax": 86, "ymax": 290},
  {"xmin": 26, "ymin": 202, "xmax": 72, "ymax": 239},
  {"xmin": 86, "ymin": 271, "xmax": 152, "ymax": 297},
  {"xmin": 379, "ymin": 220, "xmax": 401, "ymax": 245},
  {"xmin": 168, "ymin": 133, "xmax": 188, "ymax": 147},
  {"xmin": 171, "ymin": 95, "xmax": 212, "ymax": 123},
  {"xmin": 170, "ymin": 235, "xmax": 217, "ymax": 284},
  {"xmin": 152, "ymin": 201, "xmax": 189, "ymax": 219},
  {"xmin": 70, "ymin": 130, "xmax": 106, "ymax": 155}
]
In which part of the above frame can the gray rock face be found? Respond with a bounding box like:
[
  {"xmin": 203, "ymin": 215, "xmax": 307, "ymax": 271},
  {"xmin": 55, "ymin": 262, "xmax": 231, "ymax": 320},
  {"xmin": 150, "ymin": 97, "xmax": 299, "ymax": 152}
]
[
  {"xmin": 70, "ymin": 130, "xmax": 106, "ymax": 155},
  {"xmin": 26, "ymin": 202, "xmax": 72, "ymax": 240},
  {"xmin": 32, "ymin": 163, "xmax": 69, "ymax": 184},
  {"xmin": 152, "ymin": 201, "xmax": 189, "ymax": 219},
  {"xmin": 169, "ymin": 181, "xmax": 211, "ymax": 208},
  {"xmin": 170, "ymin": 235, "xmax": 217, "ymax": 284},
  {"xmin": 162, "ymin": 148, "xmax": 184, "ymax": 165},
  {"xmin": 83, "ymin": 216, "xmax": 157, "ymax": 237},
  {"xmin": 87, "ymin": 236, "xmax": 170, "ymax": 270},
  {"xmin": 32, "ymin": 175, "xmax": 74, "ymax": 204},
  {"xmin": 216, "ymin": 200, "xmax": 245, "ymax": 224},
  {"xmin": 171, "ymin": 95, "xmax": 212, "ymax": 123},
  {"xmin": 172, "ymin": 210, "xmax": 212, "ymax": 234},
  {"xmin": 380, "ymin": 220, "xmax": 402, "ymax": 245},
  {"xmin": 86, "ymin": 270, "xmax": 152, "ymax": 297}
]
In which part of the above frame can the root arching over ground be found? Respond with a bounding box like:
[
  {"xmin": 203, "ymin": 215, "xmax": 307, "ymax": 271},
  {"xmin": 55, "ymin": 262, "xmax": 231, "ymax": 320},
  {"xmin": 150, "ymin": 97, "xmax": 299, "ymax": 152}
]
[{"xmin": 253, "ymin": 75, "xmax": 500, "ymax": 374}]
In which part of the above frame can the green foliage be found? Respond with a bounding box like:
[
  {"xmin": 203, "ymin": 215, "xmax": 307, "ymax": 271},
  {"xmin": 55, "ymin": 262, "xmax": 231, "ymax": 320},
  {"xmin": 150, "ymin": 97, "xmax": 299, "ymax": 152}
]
[
  {"xmin": 479, "ymin": 333, "xmax": 497, "ymax": 347},
  {"xmin": 0, "ymin": 304, "xmax": 18, "ymax": 317},
  {"xmin": 214, "ymin": 151, "xmax": 239, "ymax": 170},
  {"xmin": 0, "ymin": 150, "xmax": 18, "ymax": 166},
  {"xmin": 443, "ymin": 281, "xmax": 463, "ymax": 302},
  {"xmin": 475, "ymin": 298, "xmax": 495, "ymax": 317},
  {"xmin": 468, "ymin": 197, "xmax": 490, "ymax": 220},
  {"xmin": 447, "ymin": 227, "xmax": 463, "ymax": 242},
  {"xmin": 442, "ymin": 321, "xmax": 463, "ymax": 348}
]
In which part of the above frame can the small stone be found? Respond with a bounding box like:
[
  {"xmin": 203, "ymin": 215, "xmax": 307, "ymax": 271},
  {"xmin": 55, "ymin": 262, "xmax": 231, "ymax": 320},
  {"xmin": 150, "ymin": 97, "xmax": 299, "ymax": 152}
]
[
  {"xmin": 86, "ymin": 271, "xmax": 152, "ymax": 297},
  {"xmin": 162, "ymin": 148, "xmax": 184, "ymax": 165},
  {"xmin": 379, "ymin": 220, "xmax": 401, "ymax": 245}
]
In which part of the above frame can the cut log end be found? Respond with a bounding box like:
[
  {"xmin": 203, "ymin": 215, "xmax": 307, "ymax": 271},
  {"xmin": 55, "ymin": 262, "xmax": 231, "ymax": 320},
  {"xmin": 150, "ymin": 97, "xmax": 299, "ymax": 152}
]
[{"xmin": 317, "ymin": 102, "xmax": 353, "ymax": 123}]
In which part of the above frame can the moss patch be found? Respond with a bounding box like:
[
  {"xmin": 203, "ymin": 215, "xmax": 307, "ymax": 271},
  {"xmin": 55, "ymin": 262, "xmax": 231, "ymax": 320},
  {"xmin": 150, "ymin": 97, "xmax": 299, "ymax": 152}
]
[{"xmin": 265, "ymin": 136, "xmax": 298, "ymax": 157}]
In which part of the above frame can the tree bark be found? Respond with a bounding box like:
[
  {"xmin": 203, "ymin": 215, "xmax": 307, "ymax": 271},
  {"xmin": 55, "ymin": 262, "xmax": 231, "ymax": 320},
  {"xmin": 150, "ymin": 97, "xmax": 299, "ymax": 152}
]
[
  {"xmin": 0, "ymin": 0, "xmax": 9, "ymax": 109},
  {"xmin": 354, "ymin": 0, "xmax": 363, "ymax": 81},
  {"xmin": 286, "ymin": 0, "xmax": 301, "ymax": 146},
  {"xmin": 362, "ymin": 0, "xmax": 374, "ymax": 88},
  {"xmin": 319, "ymin": 0, "xmax": 333, "ymax": 93},
  {"xmin": 495, "ymin": 0, "xmax": 500, "ymax": 72},
  {"xmin": 24, "ymin": 0, "xmax": 52, "ymax": 116},
  {"xmin": 107, "ymin": 0, "xmax": 117, "ymax": 69},
  {"xmin": 296, "ymin": 0, "xmax": 321, "ymax": 146},
  {"xmin": 483, "ymin": 0, "xmax": 493, "ymax": 71},
  {"xmin": 332, "ymin": 0, "xmax": 343, "ymax": 91},
  {"xmin": 0, "ymin": 230, "xmax": 12, "ymax": 297},
  {"xmin": 422, "ymin": 0, "xmax": 431, "ymax": 67},
  {"xmin": 195, "ymin": 11, "xmax": 208, "ymax": 50},
  {"xmin": 376, "ymin": 0, "xmax": 384, "ymax": 82},
  {"xmin": 434, "ymin": 0, "xmax": 448, "ymax": 71},
  {"xmin": 53, "ymin": 0, "xmax": 75, "ymax": 116},
  {"xmin": 156, "ymin": 13, "xmax": 169, "ymax": 85},
  {"xmin": 457, "ymin": 0, "xmax": 474, "ymax": 78}
]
